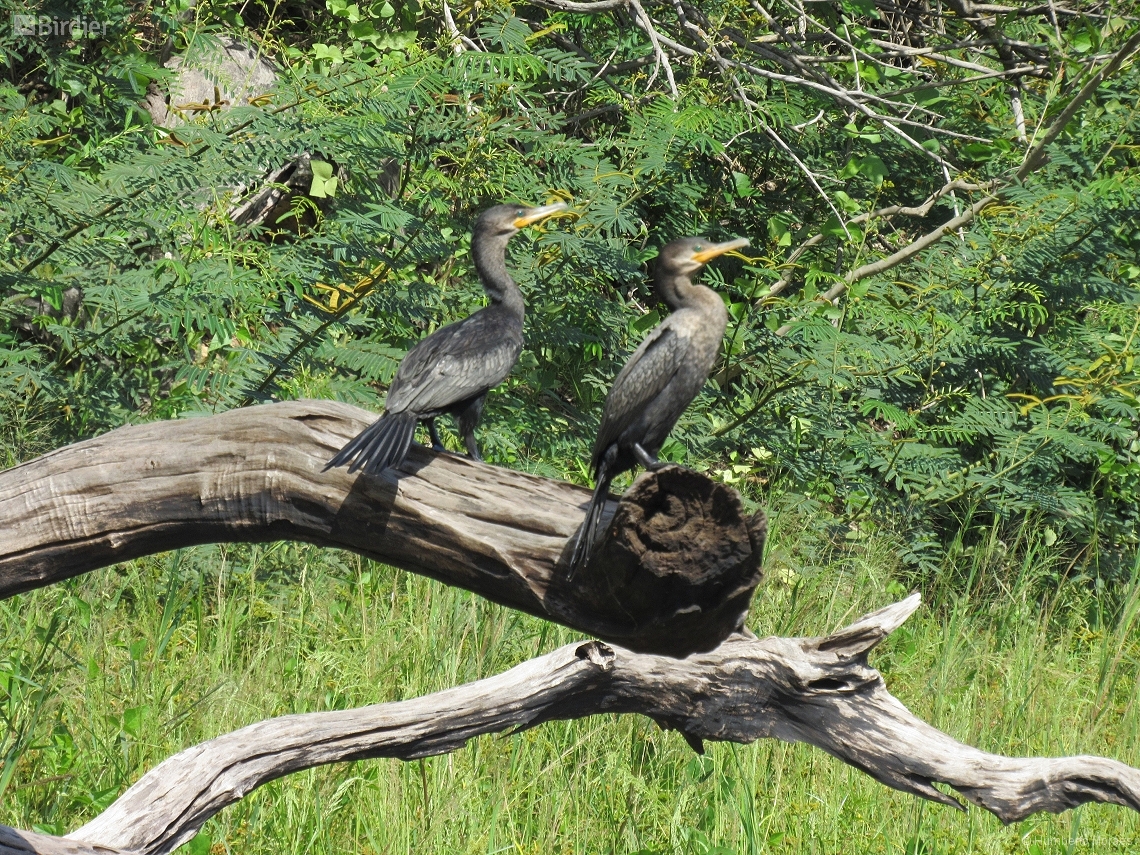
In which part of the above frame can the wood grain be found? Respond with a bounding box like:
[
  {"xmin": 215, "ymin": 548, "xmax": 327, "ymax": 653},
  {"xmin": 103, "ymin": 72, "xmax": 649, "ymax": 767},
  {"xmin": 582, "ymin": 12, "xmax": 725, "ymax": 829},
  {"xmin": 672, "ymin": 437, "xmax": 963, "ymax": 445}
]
[
  {"xmin": 1, "ymin": 595, "xmax": 1138, "ymax": 855},
  {"xmin": 0, "ymin": 399, "xmax": 764, "ymax": 656}
]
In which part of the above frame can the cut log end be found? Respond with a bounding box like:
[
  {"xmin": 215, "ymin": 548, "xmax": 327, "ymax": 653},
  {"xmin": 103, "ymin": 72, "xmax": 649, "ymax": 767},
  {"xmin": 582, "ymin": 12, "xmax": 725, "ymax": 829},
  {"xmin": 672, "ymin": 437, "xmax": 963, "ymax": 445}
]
[
  {"xmin": 547, "ymin": 465, "xmax": 766, "ymax": 657},
  {"xmin": 0, "ymin": 401, "xmax": 764, "ymax": 660}
]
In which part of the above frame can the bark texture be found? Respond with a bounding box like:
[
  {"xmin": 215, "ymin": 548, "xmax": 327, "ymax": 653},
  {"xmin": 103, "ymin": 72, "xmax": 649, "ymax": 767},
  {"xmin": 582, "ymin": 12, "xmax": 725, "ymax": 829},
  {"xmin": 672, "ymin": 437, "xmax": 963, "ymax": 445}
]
[
  {"xmin": 0, "ymin": 399, "xmax": 764, "ymax": 656},
  {"xmin": 1, "ymin": 596, "xmax": 1138, "ymax": 855},
  {"xmin": 5, "ymin": 405, "xmax": 1140, "ymax": 855}
]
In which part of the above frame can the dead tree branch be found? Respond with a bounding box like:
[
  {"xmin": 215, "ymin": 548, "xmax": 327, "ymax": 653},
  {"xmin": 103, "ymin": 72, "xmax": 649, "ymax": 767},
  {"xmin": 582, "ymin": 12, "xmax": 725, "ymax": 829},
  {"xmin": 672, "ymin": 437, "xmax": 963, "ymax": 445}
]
[
  {"xmin": 0, "ymin": 400, "xmax": 764, "ymax": 657},
  {"xmin": 768, "ymin": 30, "xmax": 1140, "ymax": 335},
  {"xmin": 1, "ymin": 595, "xmax": 1138, "ymax": 855}
]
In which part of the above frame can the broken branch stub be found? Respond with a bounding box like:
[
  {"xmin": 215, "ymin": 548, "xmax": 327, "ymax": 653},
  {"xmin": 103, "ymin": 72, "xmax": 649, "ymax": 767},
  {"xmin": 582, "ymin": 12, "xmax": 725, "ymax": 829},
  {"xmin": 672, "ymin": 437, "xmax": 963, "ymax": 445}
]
[
  {"xmin": 547, "ymin": 465, "xmax": 766, "ymax": 656},
  {"xmin": 0, "ymin": 400, "xmax": 763, "ymax": 657}
]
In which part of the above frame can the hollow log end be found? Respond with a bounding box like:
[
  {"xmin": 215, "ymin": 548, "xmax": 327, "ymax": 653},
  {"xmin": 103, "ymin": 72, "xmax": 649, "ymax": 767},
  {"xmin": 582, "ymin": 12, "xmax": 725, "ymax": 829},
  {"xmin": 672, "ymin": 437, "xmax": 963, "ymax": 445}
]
[{"xmin": 548, "ymin": 466, "xmax": 766, "ymax": 658}]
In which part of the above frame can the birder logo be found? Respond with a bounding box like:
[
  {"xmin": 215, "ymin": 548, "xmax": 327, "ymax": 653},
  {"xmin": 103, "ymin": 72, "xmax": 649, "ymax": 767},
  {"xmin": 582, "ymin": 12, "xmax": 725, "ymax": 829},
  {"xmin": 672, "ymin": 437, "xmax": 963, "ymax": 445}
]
[{"xmin": 11, "ymin": 12, "xmax": 108, "ymax": 37}]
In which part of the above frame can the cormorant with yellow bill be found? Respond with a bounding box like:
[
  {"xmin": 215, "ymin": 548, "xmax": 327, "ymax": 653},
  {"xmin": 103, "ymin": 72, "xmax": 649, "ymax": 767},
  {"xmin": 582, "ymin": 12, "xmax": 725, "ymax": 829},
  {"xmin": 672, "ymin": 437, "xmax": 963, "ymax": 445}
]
[
  {"xmin": 326, "ymin": 201, "xmax": 567, "ymax": 476},
  {"xmin": 567, "ymin": 235, "xmax": 749, "ymax": 576}
]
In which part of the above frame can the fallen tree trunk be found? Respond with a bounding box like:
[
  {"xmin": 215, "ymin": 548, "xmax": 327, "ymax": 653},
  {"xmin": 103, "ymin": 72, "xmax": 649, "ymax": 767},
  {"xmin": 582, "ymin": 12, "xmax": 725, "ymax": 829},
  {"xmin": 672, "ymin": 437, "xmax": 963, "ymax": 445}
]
[
  {"xmin": 0, "ymin": 400, "xmax": 764, "ymax": 656},
  {"xmin": 5, "ymin": 405, "xmax": 1140, "ymax": 854},
  {"xmin": 1, "ymin": 595, "xmax": 1138, "ymax": 855}
]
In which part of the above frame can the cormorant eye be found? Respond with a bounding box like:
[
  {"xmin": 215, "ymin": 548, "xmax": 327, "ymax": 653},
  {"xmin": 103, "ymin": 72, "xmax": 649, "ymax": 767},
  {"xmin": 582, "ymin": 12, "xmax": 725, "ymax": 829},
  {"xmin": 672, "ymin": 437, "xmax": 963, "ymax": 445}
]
[
  {"xmin": 515, "ymin": 209, "xmax": 525, "ymax": 217},
  {"xmin": 694, "ymin": 244, "xmax": 703, "ymax": 251}
]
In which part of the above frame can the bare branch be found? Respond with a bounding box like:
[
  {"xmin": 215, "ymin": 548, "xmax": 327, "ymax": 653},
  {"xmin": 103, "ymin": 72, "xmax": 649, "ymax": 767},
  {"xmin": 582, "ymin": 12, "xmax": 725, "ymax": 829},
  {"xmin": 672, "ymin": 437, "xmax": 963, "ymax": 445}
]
[
  {"xmin": 837, "ymin": 193, "xmax": 996, "ymax": 289},
  {"xmin": 762, "ymin": 124, "xmax": 851, "ymax": 240},
  {"xmin": 721, "ymin": 55, "xmax": 963, "ymax": 161},
  {"xmin": 1018, "ymin": 29, "xmax": 1140, "ymax": 179},
  {"xmin": 1011, "ymin": 83, "xmax": 1027, "ymax": 143},
  {"xmin": 774, "ymin": 193, "xmax": 996, "ymax": 334},
  {"xmin": 791, "ymin": 108, "xmax": 824, "ymax": 130},
  {"xmin": 441, "ymin": 0, "xmax": 479, "ymax": 55},
  {"xmin": 869, "ymin": 39, "xmax": 1009, "ymax": 74},
  {"xmin": 629, "ymin": 0, "xmax": 680, "ymax": 98},
  {"xmin": 3, "ymin": 595, "xmax": 1138, "ymax": 855},
  {"xmin": 884, "ymin": 65, "xmax": 1049, "ymax": 99},
  {"xmin": 526, "ymin": 0, "xmax": 629, "ymax": 11},
  {"xmin": 765, "ymin": 233, "xmax": 825, "ymax": 299}
]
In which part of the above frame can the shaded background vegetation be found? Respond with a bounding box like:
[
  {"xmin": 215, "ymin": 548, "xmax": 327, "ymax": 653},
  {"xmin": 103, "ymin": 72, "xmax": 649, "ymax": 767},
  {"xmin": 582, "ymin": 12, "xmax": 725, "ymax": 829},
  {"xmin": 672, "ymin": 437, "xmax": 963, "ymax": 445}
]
[
  {"xmin": 2, "ymin": 0, "xmax": 1139, "ymax": 573},
  {"xmin": 2, "ymin": 0, "xmax": 1140, "ymax": 852}
]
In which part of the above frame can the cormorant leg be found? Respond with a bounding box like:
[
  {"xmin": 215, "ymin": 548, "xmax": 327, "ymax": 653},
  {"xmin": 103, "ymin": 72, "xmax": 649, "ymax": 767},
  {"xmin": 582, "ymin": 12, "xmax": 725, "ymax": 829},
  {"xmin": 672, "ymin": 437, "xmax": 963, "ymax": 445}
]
[
  {"xmin": 426, "ymin": 418, "xmax": 446, "ymax": 452},
  {"xmin": 633, "ymin": 443, "xmax": 666, "ymax": 471},
  {"xmin": 457, "ymin": 394, "xmax": 487, "ymax": 462},
  {"xmin": 464, "ymin": 432, "xmax": 483, "ymax": 462}
]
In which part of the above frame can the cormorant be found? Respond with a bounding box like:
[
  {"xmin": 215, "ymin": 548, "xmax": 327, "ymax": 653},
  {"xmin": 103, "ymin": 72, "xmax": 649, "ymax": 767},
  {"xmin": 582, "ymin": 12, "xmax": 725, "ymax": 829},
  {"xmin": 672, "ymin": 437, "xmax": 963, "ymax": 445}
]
[
  {"xmin": 325, "ymin": 201, "xmax": 567, "ymax": 476},
  {"xmin": 567, "ymin": 235, "xmax": 749, "ymax": 576}
]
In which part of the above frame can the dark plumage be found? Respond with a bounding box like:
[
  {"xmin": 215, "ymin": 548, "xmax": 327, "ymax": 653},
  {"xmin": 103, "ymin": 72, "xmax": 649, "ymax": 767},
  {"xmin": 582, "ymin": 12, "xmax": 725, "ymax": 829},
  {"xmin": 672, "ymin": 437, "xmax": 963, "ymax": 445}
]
[
  {"xmin": 568, "ymin": 235, "xmax": 749, "ymax": 576},
  {"xmin": 325, "ymin": 201, "xmax": 566, "ymax": 476}
]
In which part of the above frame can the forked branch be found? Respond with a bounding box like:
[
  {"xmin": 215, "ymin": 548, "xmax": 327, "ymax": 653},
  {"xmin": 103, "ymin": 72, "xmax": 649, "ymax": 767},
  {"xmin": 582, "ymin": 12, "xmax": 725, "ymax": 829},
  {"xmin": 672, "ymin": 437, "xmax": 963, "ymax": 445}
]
[{"xmin": 1, "ymin": 595, "xmax": 1138, "ymax": 855}]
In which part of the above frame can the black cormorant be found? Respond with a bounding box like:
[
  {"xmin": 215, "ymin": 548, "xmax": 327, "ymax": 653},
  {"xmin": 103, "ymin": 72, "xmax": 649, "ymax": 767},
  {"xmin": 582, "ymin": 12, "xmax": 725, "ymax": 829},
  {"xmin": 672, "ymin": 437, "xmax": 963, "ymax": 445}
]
[
  {"xmin": 325, "ymin": 201, "xmax": 567, "ymax": 476},
  {"xmin": 567, "ymin": 235, "xmax": 749, "ymax": 575}
]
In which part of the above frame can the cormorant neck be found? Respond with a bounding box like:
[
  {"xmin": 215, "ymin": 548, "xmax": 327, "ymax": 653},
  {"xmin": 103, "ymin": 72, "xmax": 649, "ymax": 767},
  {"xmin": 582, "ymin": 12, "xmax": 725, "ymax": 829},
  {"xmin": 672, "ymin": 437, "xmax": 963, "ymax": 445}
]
[
  {"xmin": 655, "ymin": 269, "xmax": 703, "ymax": 311},
  {"xmin": 472, "ymin": 230, "xmax": 524, "ymax": 319}
]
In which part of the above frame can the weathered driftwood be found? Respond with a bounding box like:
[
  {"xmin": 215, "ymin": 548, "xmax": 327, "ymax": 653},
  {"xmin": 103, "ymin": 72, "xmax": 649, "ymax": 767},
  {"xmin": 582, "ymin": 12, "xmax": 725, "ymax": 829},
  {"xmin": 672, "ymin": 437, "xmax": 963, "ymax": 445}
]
[
  {"xmin": 1, "ymin": 595, "xmax": 1137, "ymax": 855},
  {"xmin": 0, "ymin": 399, "xmax": 764, "ymax": 656},
  {"xmin": 227, "ymin": 152, "xmax": 330, "ymax": 235},
  {"xmin": 5, "ymin": 407, "xmax": 1140, "ymax": 854}
]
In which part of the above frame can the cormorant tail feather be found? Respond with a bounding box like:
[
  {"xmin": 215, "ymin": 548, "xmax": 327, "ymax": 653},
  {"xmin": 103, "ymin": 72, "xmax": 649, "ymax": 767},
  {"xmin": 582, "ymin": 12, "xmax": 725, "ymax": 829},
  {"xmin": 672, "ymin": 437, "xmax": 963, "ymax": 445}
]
[
  {"xmin": 324, "ymin": 411, "xmax": 418, "ymax": 476},
  {"xmin": 567, "ymin": 457, "xmax": 615, "ymax": 579}
]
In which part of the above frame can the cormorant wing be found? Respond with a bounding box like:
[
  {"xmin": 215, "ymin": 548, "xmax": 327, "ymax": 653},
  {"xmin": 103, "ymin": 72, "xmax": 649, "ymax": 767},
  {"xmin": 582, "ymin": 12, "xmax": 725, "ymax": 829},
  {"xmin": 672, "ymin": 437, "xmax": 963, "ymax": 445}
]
[
  {"xmin": 591, "ymin": 322, "xmax": 689, "ymax": 470},
  {"xmin": 385, "ymin": 311, "xmax": 521, "ymax": 415}
]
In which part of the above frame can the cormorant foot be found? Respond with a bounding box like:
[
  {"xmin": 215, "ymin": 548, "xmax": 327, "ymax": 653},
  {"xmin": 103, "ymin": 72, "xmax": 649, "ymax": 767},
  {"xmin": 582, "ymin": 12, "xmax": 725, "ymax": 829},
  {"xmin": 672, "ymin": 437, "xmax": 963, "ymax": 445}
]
[
  {"xmin": 633, "ymin": 443, "xmax": 666, "ymax": 471},
  {"xmin": 426, "ymin": 418, "xmax": 444, "ymax": 450}
]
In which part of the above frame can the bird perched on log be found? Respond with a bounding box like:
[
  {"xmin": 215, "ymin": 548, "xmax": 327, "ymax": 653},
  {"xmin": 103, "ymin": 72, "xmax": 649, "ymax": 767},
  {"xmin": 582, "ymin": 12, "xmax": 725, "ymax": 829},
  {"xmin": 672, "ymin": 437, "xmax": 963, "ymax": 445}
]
[
  {"xmin": 567, "ymin": 235, "xmax": 749, "ymax": 576},
  {"xmin": 325, "ymin": 201, "xmax": 567, "ymax": 476}
]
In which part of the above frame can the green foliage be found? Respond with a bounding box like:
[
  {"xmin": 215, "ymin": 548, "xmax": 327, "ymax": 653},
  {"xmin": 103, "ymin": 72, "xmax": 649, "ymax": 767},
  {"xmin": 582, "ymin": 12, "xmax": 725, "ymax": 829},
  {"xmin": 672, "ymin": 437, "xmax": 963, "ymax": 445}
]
[
  {"xmin": 1, "ymin": 0, "xmax": 174, "ymax": 141},
  {"xmin": 4, "ymin": 4, "xmax": 1140, "ymax": 848},
  {"xmin": 4, "ymin": 7, "xmax": 1140, "ymax": 854},
  {"xmin": 1, "ymin": 525, "xmax": 1140, "ymax": 851},
  {"xmin": 728, "ymin": 162, "xmax": 1140, "ymax": 574},
  {"xmin": 2, "ymin": 1, "xmax": 1140, "ymax": 578}
]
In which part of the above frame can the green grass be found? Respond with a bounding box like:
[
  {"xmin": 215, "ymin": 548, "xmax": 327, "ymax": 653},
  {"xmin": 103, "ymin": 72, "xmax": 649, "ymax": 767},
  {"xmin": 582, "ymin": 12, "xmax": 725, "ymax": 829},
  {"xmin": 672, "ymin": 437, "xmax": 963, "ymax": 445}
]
[{"xmin": 2, "ymin": 512, "xmax": 1139, "ymax": 855}]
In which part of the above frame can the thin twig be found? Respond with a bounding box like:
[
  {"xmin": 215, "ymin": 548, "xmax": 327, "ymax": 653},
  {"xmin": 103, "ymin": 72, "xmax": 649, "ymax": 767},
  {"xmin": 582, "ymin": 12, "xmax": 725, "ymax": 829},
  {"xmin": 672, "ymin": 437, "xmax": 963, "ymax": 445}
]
[
  {"xmin": 1018, "ymin": 30, "xmax": 1140, "ymax": 179},
  {"xmin": 441, "ymin": 0, "xmax": 479, "ymax": 54},
  {"xmin": 791, "ymin": 109, "xmax": 824, "ymax": 131},
  {"xmin": 629, "ymin": 0, "xmax": 680, "ymax": 99},
  {"xmin": 763, "ymin": 125, "xmax": 851, "ymax": 240}
]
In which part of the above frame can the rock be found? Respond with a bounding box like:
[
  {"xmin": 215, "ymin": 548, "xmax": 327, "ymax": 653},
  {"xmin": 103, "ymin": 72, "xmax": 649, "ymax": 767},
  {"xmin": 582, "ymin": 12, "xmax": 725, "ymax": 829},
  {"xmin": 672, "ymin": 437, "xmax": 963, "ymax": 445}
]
[{"xmin": 144, "ymin": 35, "xmax": 278, "ymax": 128}]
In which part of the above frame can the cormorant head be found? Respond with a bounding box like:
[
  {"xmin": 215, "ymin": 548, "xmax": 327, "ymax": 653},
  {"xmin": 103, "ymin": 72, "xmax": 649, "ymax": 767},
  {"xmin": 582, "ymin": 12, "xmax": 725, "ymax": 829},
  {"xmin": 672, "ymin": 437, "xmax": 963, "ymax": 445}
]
[
  {"xmin": 475, "ymin": 201, "xmax": 568, "ymax": 239},
  {"xmin": 657, "ymin": 236, "xmax": 751, "ymax": 277}
]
